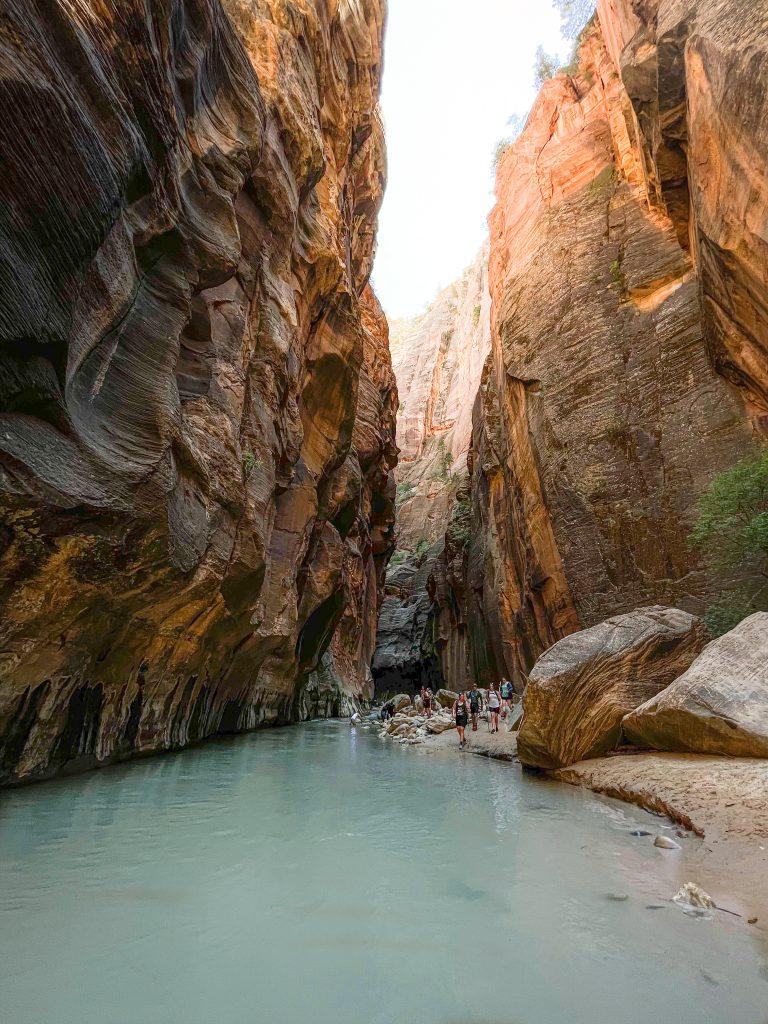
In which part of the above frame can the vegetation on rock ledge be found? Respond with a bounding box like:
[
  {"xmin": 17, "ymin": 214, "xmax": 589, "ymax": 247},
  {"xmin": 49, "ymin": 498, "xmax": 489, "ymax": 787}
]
[{"xmin": 691, "ymin": 450, "xmax": 768, "ymax": 634}]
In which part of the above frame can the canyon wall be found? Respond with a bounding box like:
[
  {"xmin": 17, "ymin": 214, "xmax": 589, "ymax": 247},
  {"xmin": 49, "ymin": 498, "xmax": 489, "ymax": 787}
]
[
  {"xmin": 0, "ymin": 0, "xmax": 395, "ymax": 785},
  {"xmin": 432, "ymin": 0, "xmax": 765, "ymax": 692},
  {"xmin": 372, "ymin": 251, "xmax": 491, "ymax": 695}
]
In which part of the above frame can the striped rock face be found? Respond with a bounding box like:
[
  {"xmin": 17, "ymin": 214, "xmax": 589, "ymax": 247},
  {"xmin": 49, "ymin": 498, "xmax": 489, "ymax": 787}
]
[
  {"xmin": 431, "ymin": 0, "xmax": 764, "ymax": 695},
  {"xmin": 0, "ymin": 0, "xmax": 394, "ymax": 784}
]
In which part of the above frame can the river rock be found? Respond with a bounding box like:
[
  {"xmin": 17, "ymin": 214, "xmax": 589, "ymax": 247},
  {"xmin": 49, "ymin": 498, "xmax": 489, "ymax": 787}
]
[
  {"xmin": 654, "ymin": 836, "xmax": 681, "ymax": 850},
  {"xmin": 673, "ymin": 883, "xmax": 715, "ymax": 909},
  {"xmin": 389, "ymin": 723, "xmax": 416, "ymax": 739},
  {"xmin": 517, "ymin": 608, "xmax": 708, "ymax": 769},
  {"xmin": 435, "ymin": 689, "xmax": 460, "ymax": 708},
  {"xmin": 426, "ymin": 717, "xmax": 455, "ymax": 735},
  {"xmin": 623, "ymin": 613, "xmax": 768, "ymax": 757},
  {"xmin": 391, "ymin": 694, "xmax": 413, "ymax": 714}
]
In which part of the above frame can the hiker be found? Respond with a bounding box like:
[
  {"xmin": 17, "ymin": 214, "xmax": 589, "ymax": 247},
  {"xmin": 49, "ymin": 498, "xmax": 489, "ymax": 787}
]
[
  {"xmin": 487, "ymin": 684, "xmax": 501, "ymax": 733},
  {"xmin": 468, "ymin": 685, "xmax": 483, "ymax": 731},
  {"xmin": 453, "ymin": 691, "xmax": 469, "ymax": 748},
  {"xmin": 420, "ymin": 685, "xmax": 434, "ymax": 718},
  {"xmin": 500, "ymin": 678, "xmax": 514, "ymax": 721},
  {"xmin": 380, "ymin": 700, "xmax": 394, "ymax": 722}
]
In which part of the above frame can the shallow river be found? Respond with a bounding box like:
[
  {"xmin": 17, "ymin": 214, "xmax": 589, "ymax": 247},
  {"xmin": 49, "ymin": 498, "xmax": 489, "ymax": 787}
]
[{"xmin": 1, "ymin": 721, "xmax": 766, "ymax": 1024}]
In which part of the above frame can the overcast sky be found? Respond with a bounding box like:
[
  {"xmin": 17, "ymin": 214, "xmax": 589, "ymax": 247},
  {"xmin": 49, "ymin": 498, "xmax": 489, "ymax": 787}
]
[{"xmin": 371, "ymin": 0, "xmax": 568, "ymax": 319}]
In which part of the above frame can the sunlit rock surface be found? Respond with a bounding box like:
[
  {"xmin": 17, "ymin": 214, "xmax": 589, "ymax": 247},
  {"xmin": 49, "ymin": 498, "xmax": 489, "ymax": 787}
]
[
  {"xmin": 600, "ymin": 0, "xmax": 768, "ymax": 430},
  {"xmin": 433, "ymin": 4, "xmax": 761, "ymax": 692},
  {"xmin": 0, "ymin": 0, "xmax": 394, "ymax": 784},
  {"xmin": 390, "ymin": 247, "xmax": 491, "ymax": 550}
]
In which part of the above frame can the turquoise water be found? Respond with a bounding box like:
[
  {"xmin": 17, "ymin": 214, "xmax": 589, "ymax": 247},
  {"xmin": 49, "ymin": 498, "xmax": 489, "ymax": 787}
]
[{"xmin": 0, "ymin": 721, "xmax": 766, "ymax": 1024}]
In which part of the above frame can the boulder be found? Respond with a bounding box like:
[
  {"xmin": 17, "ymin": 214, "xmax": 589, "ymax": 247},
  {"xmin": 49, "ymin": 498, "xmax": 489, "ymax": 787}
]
[
  {"xmin": 389, "ymin": 723, "xmax": 415, "ymax": 739},
  {"xmin": 435, "ymin": 689, "xmax": 459, "ymax": 708},
  {"xmin": 426, "ymin": 717, "xmax": 455, "ymax": 735},
  {"xmin": 517, "ymin": 607, "xmax": 708, "ymax": 769},
  {"xmin": 391, "ymin": 694, "xmax": 413, "ymax": 713},
  {"xmin": 623, "ymin": 613, "xmax": 768, "ymax": 757}
]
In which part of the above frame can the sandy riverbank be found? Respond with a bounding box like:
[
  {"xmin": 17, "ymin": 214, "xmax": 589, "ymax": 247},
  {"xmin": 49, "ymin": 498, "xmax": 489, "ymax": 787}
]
[{"xmin": 416, "ymin": 723, "xmax": 768, "ymax": 925}]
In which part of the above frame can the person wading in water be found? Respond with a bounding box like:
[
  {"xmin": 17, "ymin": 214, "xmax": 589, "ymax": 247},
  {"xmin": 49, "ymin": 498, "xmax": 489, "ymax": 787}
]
[
  {"xmin": 487, "ymin": 684, "xmax": 501, "ymax": 733},
  {"xmin": 468, "ymin": 685, "xmax": 483, "ymax": 731},
  {"xmin": 453, "ymin": 692, "xmax": 469, "ymax": 748}
]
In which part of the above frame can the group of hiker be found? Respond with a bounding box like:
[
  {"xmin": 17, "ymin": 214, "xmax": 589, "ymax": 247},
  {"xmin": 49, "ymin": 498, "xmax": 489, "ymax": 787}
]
[
  {"xmin": 378, "ymin": 680, "xmax": 516, "ymax": 749},
  {"xmin": 421, "ymin": 681, "xmax": 516, "ymax": 749}
]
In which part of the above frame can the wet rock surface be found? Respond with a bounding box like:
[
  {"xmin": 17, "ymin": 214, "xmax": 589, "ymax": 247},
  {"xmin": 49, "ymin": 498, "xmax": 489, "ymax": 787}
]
[{"xmin": 0, "ymin": 0, "xmax": 393, "ymax": 785}]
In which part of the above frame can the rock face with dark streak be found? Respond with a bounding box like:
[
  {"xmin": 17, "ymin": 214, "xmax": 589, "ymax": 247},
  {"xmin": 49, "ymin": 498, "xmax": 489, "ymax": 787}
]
[
  {"xmin": 0, "ymin": 0, "xmax": 394, "ymax": 785},
  {"xmin": 433, "ymin": 3, "xmax": 764, "ymax": 693},
  {"xmin": 600, "ymin": 0, "xmax": 768, "ymax": 431}
]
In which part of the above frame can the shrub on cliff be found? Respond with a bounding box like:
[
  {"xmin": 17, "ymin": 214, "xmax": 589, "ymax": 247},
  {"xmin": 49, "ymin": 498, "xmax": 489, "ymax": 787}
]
[
  {"xmin": 492, "ymin": 114, "xmax": 525, "ymax": 173},
  {"xmin": 690, "ymin": 450, "xmax": 768, "ymax": 634},
  {"xmin": 534, "ymin": 45, "xmax": 559, "ymax": 88},
  {"xmin": 554, "ymin": 0, "xmax": 596, "ymax": 40}
]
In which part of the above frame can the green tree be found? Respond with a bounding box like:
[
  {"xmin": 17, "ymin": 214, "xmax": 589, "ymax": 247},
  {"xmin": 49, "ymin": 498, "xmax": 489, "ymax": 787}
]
[
  {"xmin": 534, "ymin": 45, "xmax": 559, "ymax": 88},
  {"xmin": 553, "ymin": 0, "xmax": 596, "ymax": 40},
  {"xmin": 690, "ymin": 450, "xmax": 768, "ymax": 634}
]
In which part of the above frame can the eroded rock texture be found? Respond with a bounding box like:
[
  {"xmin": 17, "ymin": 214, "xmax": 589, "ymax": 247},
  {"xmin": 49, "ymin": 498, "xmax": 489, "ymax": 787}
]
[
  {"xmin": 390, "ymin": 247, "xmax": 491, "ymax": 550},
  {"xmin": 624, "ymin": 612, "xmax": 768, "ymax": 757},
  {"xmin": 372, "ymin": 252, "xmax": 490, "ymax": 696},
  {"xmin": 517, "ymin": 606, "xmax": 708, "ymax": 770},
  {"xmin": 0, "ymin": 0, "xmax": 394, "ymax": 784},
  {"xmin": 433, "ymin": 3, "xmax": 763, "ymax": 693}
]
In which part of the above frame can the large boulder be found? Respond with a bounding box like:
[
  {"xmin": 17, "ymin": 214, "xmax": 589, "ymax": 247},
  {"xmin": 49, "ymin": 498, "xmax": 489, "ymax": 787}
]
[
  {"xmin": 426, "ymin": 717, "xmax": 455, "ymax": 735},
  {"xmin": 623, "ymin": 613, "xmax": 768, "ymax": 757},
  {"xmin": 517, "ymin": 607, "xmax": 708, "ymax": 769},
  {"xmin": 435, "ymin": 689, "xmax": 459, "ymax": 708},
  {"xmin": 390, "ymin": 694, "xmax": 413, "ymax": 713}
]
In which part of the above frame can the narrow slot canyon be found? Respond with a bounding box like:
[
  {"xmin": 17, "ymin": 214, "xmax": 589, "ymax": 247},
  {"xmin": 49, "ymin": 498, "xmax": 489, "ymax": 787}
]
[{"xmin": 1, "ymin": 1, "xmax": 768, "ymax": 1021}]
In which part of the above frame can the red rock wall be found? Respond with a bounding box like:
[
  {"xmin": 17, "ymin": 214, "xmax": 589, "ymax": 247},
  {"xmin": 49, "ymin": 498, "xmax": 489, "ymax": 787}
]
[
  {"xmin": 372, "ymin": 252, "xmax": 490, "ymax": 696},
  {"xmin": 432, "ymin": 6, "xmax": 763, "ymax": 692},
  {"xmin": 390, "ymin": 248, "xmax": 491, "ymax": 550},
  {"xmin": 0, "ymin": 0, "xmax": 394, "ymax": 784},
  {"xmin": 597, "ymin": 0, "xmax": 768, "ymax": 429}
]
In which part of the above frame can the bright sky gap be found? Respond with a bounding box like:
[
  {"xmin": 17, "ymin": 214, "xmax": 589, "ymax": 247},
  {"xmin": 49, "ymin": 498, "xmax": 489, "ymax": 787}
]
[{"xmin": 372, "ymin": 0, "xmax": 573, "ymax": 319}]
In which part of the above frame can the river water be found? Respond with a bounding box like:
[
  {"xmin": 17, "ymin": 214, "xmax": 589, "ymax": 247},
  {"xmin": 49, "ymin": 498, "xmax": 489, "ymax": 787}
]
[{"xmin": 1, "ymin": 721, "xmax": 766, "ymax": 1024}]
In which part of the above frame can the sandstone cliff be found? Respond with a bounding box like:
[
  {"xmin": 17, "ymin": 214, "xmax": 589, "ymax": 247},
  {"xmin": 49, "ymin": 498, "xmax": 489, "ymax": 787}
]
[
  {"xmin": 372, "ymin": 251, "xmax": 491, "ymax": 695},
  {"xmin": 432, "ymin": 1, "xmax": 764, "ymax": 692},
  {"xmin": 0, "ymin": 0, "xmax": 394, "ymax": 784},
  {"xmin": 389, "ymin": 247, "xmax": 491, "ymax": 550}
]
